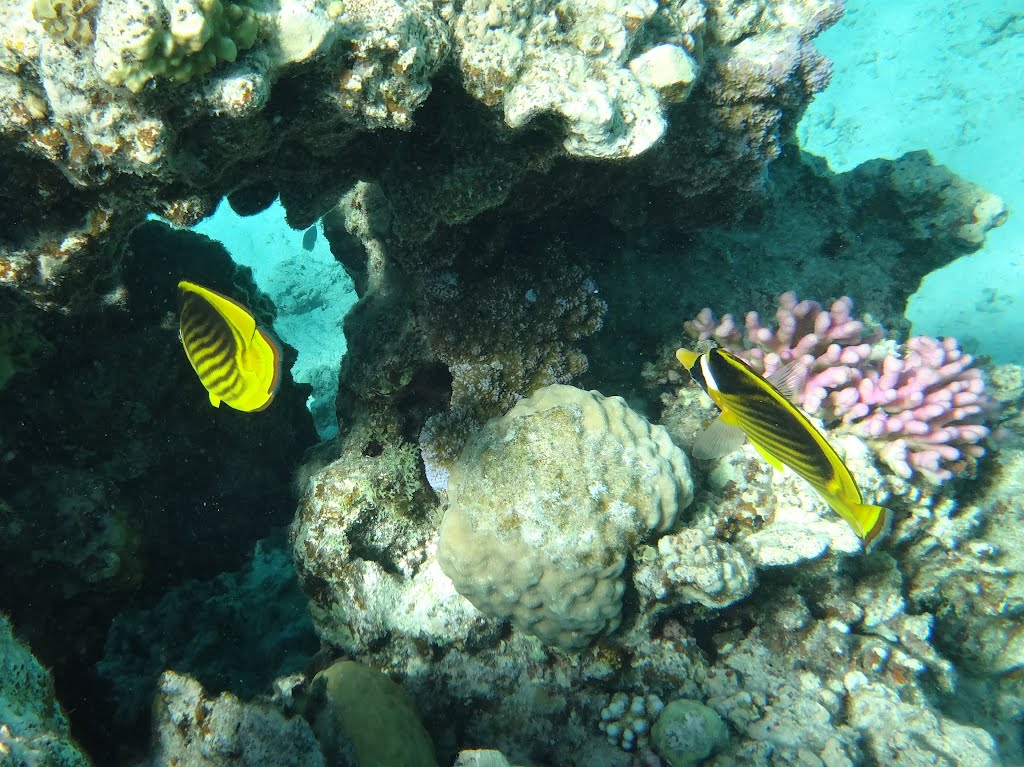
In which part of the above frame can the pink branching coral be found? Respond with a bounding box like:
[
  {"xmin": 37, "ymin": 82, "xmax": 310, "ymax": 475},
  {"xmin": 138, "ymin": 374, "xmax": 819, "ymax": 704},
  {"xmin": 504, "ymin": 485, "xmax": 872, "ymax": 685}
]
[{"xmin": 684, "ymin": 293, "xmax": 992, "ymax": 484}]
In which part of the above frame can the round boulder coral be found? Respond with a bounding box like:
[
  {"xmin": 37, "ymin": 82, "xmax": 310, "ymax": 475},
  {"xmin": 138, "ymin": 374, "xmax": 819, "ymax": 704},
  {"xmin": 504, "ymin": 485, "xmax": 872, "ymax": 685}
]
[{"xmin": 437, "ymin": 384, "xmax": 693, "ymax": 649}]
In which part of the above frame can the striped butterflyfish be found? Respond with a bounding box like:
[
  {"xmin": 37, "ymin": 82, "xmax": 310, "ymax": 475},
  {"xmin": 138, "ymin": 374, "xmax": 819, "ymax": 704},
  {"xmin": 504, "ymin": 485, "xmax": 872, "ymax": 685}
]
[
  {"xmin": 178, "ymin": 281, "xmax": 282, "ymax": 413},
  {"xmin": 676, "ymin": 346, "xmax": 891, "ymax": 549}
]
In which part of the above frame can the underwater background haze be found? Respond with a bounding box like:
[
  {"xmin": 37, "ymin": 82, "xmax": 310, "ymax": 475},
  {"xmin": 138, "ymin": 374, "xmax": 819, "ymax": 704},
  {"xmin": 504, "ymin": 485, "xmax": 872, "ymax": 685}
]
[{"xmin": 0, "ymin": 0, "xmax": 1022, "ymax": 766}]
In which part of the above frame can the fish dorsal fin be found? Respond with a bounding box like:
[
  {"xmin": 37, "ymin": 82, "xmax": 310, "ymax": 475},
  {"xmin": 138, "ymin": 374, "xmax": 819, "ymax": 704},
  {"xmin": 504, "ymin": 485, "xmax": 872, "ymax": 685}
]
[
  {"xmin": 750, "ymin": 439, "xmax": 785, "ymax": 472},
  {"xmin": 180, "ymin": 281, "xmax": 257, "ymax": 346},
  {"xmin": 766, "ymin": 360, "xmax": 807, "ymax": 404},
  {"xmin": 692, "ymin": 414, "xmax": 748, "ymax": 460}
]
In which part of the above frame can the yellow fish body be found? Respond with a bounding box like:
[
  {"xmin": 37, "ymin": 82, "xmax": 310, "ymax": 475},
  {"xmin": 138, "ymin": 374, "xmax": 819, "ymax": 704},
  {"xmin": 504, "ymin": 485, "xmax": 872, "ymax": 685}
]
[
  {"xmin": 676, "ymin": 346, "xmax": 890, "ymax": 549},
  {"xmin": 178, "ymin": 280, "xmax": 282, "ymax": 412}
]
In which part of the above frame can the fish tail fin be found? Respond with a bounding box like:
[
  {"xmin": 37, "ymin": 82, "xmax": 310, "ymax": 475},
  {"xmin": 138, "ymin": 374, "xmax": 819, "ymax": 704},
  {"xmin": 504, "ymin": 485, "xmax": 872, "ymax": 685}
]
[{"xmin": 831, "ymin": 497, "xmax": 892, "ymax": 551}]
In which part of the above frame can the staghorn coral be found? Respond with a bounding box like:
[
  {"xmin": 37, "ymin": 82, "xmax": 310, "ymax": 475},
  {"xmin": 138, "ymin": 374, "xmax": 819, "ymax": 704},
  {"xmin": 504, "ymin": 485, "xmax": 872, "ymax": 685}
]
[
  {"xmin": 684, "ymin": 292, "xmax": 993, "ymax": 485},
  {"xmin": 683, "ymin": 291, "xmax": 883, "ymax": 412},
  {"xmin": 830, "ymin": 335, "xmax": 990, "ymax": 483}
]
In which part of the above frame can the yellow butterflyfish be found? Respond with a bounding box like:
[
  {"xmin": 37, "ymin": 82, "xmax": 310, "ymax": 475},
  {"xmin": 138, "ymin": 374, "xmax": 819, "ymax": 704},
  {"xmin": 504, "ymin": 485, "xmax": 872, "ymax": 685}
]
[
  {"xmin": 676, "ymin": 346, "xmax": 891, "ymax": 550},
  {"xmin": 178, "ymin": 280, "xmax": 282, "ymax": 413}
]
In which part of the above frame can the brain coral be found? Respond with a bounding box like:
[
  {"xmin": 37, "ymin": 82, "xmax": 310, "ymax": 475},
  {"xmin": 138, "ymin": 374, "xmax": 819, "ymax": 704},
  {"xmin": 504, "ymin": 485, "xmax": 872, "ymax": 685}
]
[{"xmin": 437, "ymin": 384, "xmax": 693, "ymax": 649}]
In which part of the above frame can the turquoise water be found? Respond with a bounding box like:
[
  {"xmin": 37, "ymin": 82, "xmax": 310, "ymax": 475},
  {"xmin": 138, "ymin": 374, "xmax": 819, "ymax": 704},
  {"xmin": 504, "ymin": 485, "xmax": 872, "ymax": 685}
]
[
  {"xmin": 800, "ymin": 0, "xmax": 1024, "ymax": 362},
  {"xmin": 1, "ymin": 1, "xmax": 1022, "ymax": 766},
  {"xmin": 191, "ymin": 200, "xmax": 355, "ymax": 439}
]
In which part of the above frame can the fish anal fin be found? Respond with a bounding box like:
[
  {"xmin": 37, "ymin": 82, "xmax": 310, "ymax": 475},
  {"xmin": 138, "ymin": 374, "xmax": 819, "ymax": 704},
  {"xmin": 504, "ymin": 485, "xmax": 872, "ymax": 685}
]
[
  {"xmin": 750, "ymin": 439, "xmax": 785, "ymax": 471},
  {"xmin": 692, "ymin": 415, "xmax": 748, "ymax": 460},
  {"xmin": 824, "ymin": 495, "xmax": 892, "ymax": 551}
]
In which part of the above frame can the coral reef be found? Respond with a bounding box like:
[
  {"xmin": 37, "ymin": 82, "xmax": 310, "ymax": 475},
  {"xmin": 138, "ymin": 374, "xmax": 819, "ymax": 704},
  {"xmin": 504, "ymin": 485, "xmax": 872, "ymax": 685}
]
[
  {"xmin": 684, "ymin": 292, "xmax": 993, "ymax": 486},
  {"xmin": 31, "ymin": 0, "xmax": 98, "ymax": 47},
  {"xmin": 150, "ymin": 671, "xmax": 323, "ymax": 767},
  {"xmin": 455, "ymin": 0, "xmax": 705, "ymax": 158},
  {"xmin": 0, "ymin": 0, "xmax": 1017, "ymax": 763},
  {"xmin": 93, "ymin": 0, "xmax": 260, "ymax": 93},
  {"xmin": 0, "ymin": 0, "xmax": 843, "ymax": 311},
  {"xmin": 650, "ymin": 698, "xmax": 729, "ymax": 767},
  {"xmin": 290, "ymin": 435, "xmax": 487, "ymax": 655},
  {"xmin": 437, "ymin": 384, "xmax": 694, "ymax": 649},
  {"xmin": 0, "ymin": 613, "xmax": 91, "ymax": 767},
  {"xmin": 701, "ymin": 588, "xmax": 1000, "ymax": 767},
  {"xmin": 598, "ymin": 692, "xmax": 664, "ymax": 751},
  {"xmin": 98, "ymin": 536, "xmax": 317, "ymax": 729},
  {"xmin": 305, "ymin": 660, "xmax": 438, "ymax": 767},
  {"xmin": 282, "ymin": 362, "xmax": 1023, "ymax": 767},
  {"xmin": 0, "ymin": 222, "xmax": 316, "ymax": 759}
]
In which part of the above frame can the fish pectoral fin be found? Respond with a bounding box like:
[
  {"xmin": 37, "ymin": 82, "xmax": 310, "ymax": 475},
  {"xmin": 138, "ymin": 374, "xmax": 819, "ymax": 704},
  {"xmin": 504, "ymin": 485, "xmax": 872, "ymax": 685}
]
[
  {"xmin": 209, "ymin": 391, "xmax": 222, "ymax": 408},
  {"xmin": 766, "ymin": 360, "xmax": 808, "ymax": 404},
  {"xmin": 692, "ymin": 415, "xmax": 748, "ymax": 460},
  {"xmin": 750, "ymin": 440, "xmax": 785, "ymax": 472}
]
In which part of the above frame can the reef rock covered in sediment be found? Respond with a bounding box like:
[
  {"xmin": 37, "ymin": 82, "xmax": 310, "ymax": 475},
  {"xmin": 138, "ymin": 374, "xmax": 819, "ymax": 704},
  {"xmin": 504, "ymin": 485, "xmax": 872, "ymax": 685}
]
[
  {"xmin": 0, "ymin": 0, "xmax": 843, "ymax": 309},
  {"xmin": 437, "ymin": 384, "xmax": 693, "ymax": 649}
]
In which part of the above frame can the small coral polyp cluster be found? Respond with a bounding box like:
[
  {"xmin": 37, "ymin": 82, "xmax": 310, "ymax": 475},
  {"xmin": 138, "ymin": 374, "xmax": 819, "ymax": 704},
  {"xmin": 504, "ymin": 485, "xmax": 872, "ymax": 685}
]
[
  {"xmin": 94, "ymin": 0, "xmax": 260, "ymax": 92},
  {"xmin": 685, "ymin": 291, "xmax": 992, "ymax": 484}
]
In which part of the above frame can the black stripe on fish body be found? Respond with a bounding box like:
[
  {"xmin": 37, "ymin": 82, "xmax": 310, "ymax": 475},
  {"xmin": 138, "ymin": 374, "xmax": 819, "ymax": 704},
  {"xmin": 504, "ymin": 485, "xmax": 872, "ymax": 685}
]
[
  {"xmin": 180, "ymin": 298, "xmax": 223, "ymax": 350},
  {"xmin": 181, "ymin": 297, "xmax": 239, "ymax": 367},
  {"xmin": 190, "ymin": 316, "xmax": 239, "ymax": 364},
  {"xmin": 687, "ymin": 356, "xmax": 708, "ymax": 390},
  {"xmin": 709, "ymin": 350, "xmax": 841, "ymax": 486},
  {"xmin": 201, "ymin": 362, "xmax": 242, "ymax": 396},
  {"xmin": 732, "ymin": 392, "xmax": 837, "ymax": 478},
  {"xmin": 188, "ymin": 329, "xmax": 235, "ymax": 370},
  {"xmin": 180, "ymin": 293, "xmax": 231, "ymax": 342}
]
